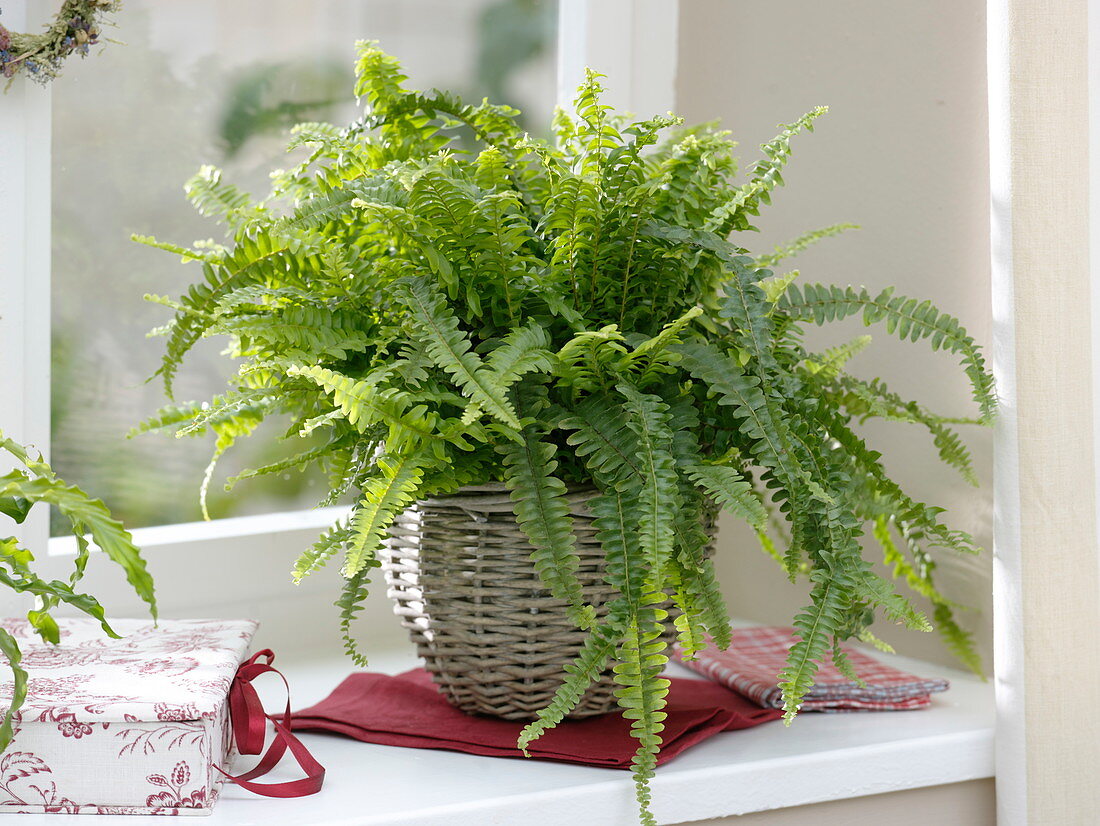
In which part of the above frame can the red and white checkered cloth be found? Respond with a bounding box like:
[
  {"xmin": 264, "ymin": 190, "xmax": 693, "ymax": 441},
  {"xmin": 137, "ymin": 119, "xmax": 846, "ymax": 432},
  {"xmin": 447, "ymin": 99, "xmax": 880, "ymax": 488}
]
[{"xmin": 673, "ymin": 626, "xmax": 949, "ymax": 712}]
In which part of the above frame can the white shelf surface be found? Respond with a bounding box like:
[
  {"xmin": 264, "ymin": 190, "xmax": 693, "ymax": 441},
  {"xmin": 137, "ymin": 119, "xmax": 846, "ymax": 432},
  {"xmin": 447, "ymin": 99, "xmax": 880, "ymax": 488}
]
[{"xmin": 21, "ymin": 645, "xmax": 994, "ymax": 825}]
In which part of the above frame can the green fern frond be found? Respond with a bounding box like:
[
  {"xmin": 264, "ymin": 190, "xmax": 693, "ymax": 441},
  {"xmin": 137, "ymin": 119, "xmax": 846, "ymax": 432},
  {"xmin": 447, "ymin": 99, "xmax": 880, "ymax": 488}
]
[
  {"xmin": 619, "ymin": 307, "xmax": 703, "ymax": 384},
  {"xmin": 298, "ymin": 410, "xmax": 345, "ymax": 437},
  {"xmin": 214, "ymin": 285, "xmax": 326, "ymax": 312},
  {"xmin": 485, "ymin": 322, "xmax": 555, "ymax": 385},
  {"xmin": 933, "ymin": 602, "xmax": 984, "ymax": 678},
  {"xmin": 285, "ymin": 120, "xmax": 343, "ymax": 151},
  {"xmin": 875, "ymin": 516, "xmax": 938, "ymax": 601},
  {"xmin": 342, "ymin": 453, "xmax": 424, "ymax": 577},
  {"xmin": 857, "ymin": 628, "xmax": 896, "ymax": 654},
  {"xmin": 685, "ymin": 465, "xmax": 767, "ymax": 528},
  {"xmin": 627, "ymin": 307, "xmax": 704, "ymax": 360},
  {"xmin": 756, "ymin": 223, "xmax": 858, "ymax": 269},
  {"xmin": 293, "ymin": 516, "xmax": 354, "ymax": 582},
  {"xmin": 780, "ymin": 283, "xmax": 996, "ymax": 421},
  {"xmin": 199, "ymin": 409, "xmax": 264, "ymax": 520},
  {"xmin": 473, "ymin": 146, "xmax": 509, "ymax": 189},
  {"xmin": 127, "ymin": 402, "xmax": 203, "ymax": 438},
  {"xmin": 614, "ymin": 597, "xmax": 671, "ymax": 826},
  {"xmin": 289, "ymin": 365, "xmax": 443, "ymax": 453},
  {"xmin": 837, "ymin": 374, "xmax": 978, "ymax": 485},
  {"xmin": 131, "ymin": 234, "xmax": 216, "ymax": 263},
  {"xmin": 779, "ymin": 576, "xmax": 847, "ymax": 723},
  {"xmin": 499, "ymin": 423, "xmax": 593, "ymax": 629},
  {"xmin": 668, "ymin": 567, "xmax": 709, "ymax": 659},
  {"xmin": 830, "ymin": 639, "xmax": 866, "ymax": 688},
  {"xmin": 396, "ymin": 275, "xmax": 521, "ymax": 429},
  {"xmin": 174, "ymin": 390, "xmax": 273, "ymax": 439},
  {"xmin": 544, "ymin": 173, "xmax": 600, "ymax": 304},
  {"xmin": 755, "ymin": 529, "xmax": 786, "ymax": 567},
  {"xmin": 807, "ymin": 394, "xmax": 982, "ymax": 557},
  {"xmin": 560, "ymin": 392, "xmax": 644, "ymax": 488},
  {"xmin": 154, "ymin": 231, "xmax": 299, "ymax": 397},
  {"xmin": 286, "ymin": 175, "xmax": 409, "ymax": 231},
  {"xmin": 143, "ymin": 292, "xmax": 217, "ymax": 322},
  {"xmin": 217, "ymin": 305, "xmax": 372, "ymax": 360},
  {"xmin": 588, "ymin": 486, "xmax": 644, "ymax": 600},
  {"xmin": 184, "ymin": 165, "xmax": 263, "ymax": 230},
  {"xmin": 227, "ymin": 436, "xmax": 349, "ymax": 491},
  {"xmin": 717, "ymin": 257, "xmax": 780, "ymax": 373},
  {"xmin": 757, "ymin": 269, "xmax": 801, "ymax": 305},
  {"xmin": 573, "ymin": 68, "xmax": 620, "ymax": 179},
  {"xmin": 684, "ymin": 558, "xmax": 733, "ymax": 650},
  {"xmin": 804, "ymin": 336, "xmax": 873, "ymax": 377},
  {"xmin": 674, "ymin": 341, "xmax": 814, "ymax": 510},
  {"xmin": 873, "ymin": 515, "xmax": 983, "ymax": 675},
  {"xmin": 707, "ymin": 107, "xmax": 828, "ymax": 234},
  {"xmin": 554, "ymin": 325, "xmax": 628, "ymax": 392},
  {"xmin": 666, "ymin": 413, "xmax": 713, "ymax": 567},
  {"xmin": 473, "ymin": 190, "xmax": 538, "ymax": 321},
  {"xmin": 856, "ymin": 571, "xmax": 931, "ymax": 633},
  {"xmin": 617, "ymin": 384, "xmax": 679, "ymax": 589},
  {"xmin": 516, "ymin": 614, "xmax": 623, "ymax": 754},
  {"xmin": 336, "ymin": 566, "xmax": 374, "ymax": 667}
]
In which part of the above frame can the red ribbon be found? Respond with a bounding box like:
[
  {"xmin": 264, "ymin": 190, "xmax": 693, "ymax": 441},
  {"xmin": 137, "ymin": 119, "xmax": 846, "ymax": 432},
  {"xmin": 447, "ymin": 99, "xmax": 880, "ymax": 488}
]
[{"xmin": 213, "ymin": 649, "xmax": 325, "ymax": 798}]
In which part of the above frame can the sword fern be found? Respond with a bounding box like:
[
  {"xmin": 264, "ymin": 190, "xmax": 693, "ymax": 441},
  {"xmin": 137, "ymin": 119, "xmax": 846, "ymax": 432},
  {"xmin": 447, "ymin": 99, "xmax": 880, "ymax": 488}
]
[{"xmin": 136, "ymin": 43, "xmax": 994, "ymax": 824}]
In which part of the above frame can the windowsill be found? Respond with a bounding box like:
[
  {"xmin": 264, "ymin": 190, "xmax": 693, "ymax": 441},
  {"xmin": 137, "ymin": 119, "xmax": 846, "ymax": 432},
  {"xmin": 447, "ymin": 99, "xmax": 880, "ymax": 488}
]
[
  {"xmin": 47, "ymin": 506, "xmax": 351, "ymax": 556},
  {"xmin": 23, "ymin": 642, "xmax": 994, "ymax": 825}
]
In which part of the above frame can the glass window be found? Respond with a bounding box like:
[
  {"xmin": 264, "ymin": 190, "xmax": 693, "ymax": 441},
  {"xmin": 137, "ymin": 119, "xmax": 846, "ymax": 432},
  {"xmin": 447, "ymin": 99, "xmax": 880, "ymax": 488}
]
[{"xmin": 50, "ymin": 0, "xmax": 559, "ymax": 533}]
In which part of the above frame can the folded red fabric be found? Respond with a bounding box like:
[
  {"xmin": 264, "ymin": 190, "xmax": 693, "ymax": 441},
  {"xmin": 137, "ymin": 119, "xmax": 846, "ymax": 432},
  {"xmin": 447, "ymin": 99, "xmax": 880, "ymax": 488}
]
[{"xmin": 289, "ymin": 668, "xmax": 781, "ymax": 769}]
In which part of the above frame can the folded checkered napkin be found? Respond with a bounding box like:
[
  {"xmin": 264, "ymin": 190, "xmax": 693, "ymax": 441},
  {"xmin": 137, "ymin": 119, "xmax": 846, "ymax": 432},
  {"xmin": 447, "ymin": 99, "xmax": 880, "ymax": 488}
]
[{"xmin": 673, "ymin": 626, "xmax": 949, "ymax": 712}]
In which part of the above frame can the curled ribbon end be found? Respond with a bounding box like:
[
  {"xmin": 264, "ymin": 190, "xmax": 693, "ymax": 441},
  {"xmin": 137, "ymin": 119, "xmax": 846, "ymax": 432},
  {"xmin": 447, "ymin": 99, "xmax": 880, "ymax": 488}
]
[{"xmin": 216, "ymin": 650, "xmax": 325, "ymax": 799}]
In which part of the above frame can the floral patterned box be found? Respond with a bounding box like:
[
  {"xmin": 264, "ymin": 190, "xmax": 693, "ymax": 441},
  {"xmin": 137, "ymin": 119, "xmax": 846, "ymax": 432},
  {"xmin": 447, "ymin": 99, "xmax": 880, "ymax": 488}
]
[{"xmin": 0, "ymin": 617, "xmax": 256, "ymax": 816}]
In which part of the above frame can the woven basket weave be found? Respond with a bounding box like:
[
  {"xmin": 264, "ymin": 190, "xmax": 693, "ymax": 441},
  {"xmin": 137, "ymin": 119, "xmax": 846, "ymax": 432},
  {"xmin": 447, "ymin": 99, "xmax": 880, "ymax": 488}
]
[{"xmin": 381, "ymin": 484, "xmax": 716, "ymax": 720}]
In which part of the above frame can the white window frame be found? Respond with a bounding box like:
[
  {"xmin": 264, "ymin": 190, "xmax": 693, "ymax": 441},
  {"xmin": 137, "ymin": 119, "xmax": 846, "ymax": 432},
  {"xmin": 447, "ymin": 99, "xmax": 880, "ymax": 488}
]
[
  {"xmin": 0, "ymin": 0, "xmax": 51, "ymax": 557},
  {"xmin": 1, "ymin": 0, "xmax": 679, "ymax": 614},
  {"xmin": 557, "ymin": 0, "xmax": 679, "ymax": 115},
  {"xmin": 989, "ymin": 0, "xmax": 1100, "ymax": 822}
]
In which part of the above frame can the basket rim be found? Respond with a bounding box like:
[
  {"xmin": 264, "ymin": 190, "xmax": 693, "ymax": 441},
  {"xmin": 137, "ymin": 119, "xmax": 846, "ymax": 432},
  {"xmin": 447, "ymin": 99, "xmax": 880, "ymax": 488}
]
[{"xmin": 417, "ymin": 483, "xmax": 597, "ymax": 509}]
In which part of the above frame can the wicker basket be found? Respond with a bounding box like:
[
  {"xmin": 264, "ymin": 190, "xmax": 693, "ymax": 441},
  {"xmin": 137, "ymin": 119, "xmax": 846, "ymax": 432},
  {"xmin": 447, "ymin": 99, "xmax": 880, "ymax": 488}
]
[{"xmin": 381, "ymin": 484, "xmax": 716, "ymax": 720}]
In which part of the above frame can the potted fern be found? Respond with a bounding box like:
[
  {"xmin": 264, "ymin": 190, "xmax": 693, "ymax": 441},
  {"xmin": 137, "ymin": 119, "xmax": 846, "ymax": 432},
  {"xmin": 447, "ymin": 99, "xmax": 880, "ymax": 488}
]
[
  {"xmin": 135, "ymin": 43, "xmax": 993, "ymax": 824},
  {"xmin": 0, "ymin": 432, "xmax": 156, "ymax": 751}
]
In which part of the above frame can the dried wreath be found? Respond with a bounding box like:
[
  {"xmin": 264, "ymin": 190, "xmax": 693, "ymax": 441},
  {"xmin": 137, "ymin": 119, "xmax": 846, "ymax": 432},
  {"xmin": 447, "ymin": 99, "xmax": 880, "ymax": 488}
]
[{"xmin": 0, "ymin": 0, "xmax": 118, "ymax": 85}]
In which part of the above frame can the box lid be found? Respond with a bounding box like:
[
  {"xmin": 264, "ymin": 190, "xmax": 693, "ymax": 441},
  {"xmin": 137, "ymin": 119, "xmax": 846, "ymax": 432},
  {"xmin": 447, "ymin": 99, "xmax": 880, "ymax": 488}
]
[{"xmin": 0, "ymin": 618, "xmax": 257, "ymax": 723}]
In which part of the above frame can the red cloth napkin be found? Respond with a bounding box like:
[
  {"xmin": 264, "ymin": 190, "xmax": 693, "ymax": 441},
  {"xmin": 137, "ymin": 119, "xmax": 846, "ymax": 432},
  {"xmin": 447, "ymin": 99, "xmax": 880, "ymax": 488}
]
[
  {"xmin": 674, "ymin": 627, "xmax": 950, "ymax": 712},
  {"xmin": 288, "ymin": 668, "xmax": 780, "ymax": 769}
]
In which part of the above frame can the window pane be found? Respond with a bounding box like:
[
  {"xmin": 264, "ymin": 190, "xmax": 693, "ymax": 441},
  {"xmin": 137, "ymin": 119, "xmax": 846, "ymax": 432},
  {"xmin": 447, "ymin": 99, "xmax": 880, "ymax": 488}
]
[{"xmin": 50, "ymin": 0, "xmax": 559, "ymax": 533}]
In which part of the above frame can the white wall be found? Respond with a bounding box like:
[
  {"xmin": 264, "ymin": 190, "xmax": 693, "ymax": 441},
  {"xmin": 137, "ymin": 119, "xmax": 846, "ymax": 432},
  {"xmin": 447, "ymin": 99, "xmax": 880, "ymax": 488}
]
[{"xmin": 676, "ymin": 0, "xmax": 992, "ymax": 667}]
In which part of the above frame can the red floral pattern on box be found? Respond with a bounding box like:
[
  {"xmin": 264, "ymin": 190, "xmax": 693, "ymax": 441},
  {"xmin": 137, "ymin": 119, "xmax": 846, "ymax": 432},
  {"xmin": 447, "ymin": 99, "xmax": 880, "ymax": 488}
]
[{"xmin": 0, "ymin": 618, "xmax": 255, "ymax": 816}]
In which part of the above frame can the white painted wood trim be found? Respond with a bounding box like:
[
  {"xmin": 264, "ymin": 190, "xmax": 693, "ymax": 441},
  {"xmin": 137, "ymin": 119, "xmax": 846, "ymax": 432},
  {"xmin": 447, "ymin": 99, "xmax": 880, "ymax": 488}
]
[
  {"xmin": 557, "ymin": 0, "xmax": 679, "ymax": 116},
  {"xmin": 987, "ymin": 0, "xmax": 1025, "ymax": 819},
  {"xmin": 48, "ymin": 505, "xmax": 350, "ymax": 556},
  {"xmin": 0, "ymin": 0, "xmax": 52, "ymax": 555},
  {"xmin": 989, "ymin": 0, "xmax": 1100, "ymax": 821}
]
